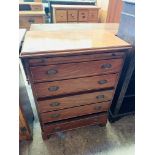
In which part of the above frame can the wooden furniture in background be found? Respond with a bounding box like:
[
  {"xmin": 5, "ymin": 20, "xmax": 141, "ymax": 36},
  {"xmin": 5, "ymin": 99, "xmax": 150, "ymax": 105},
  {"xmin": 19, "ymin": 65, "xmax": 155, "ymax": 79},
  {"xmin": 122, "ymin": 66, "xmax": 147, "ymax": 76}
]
[
  {"xmin": 20, "ymin": 24, "xmax": 131, "ymax": 139},
  {"xmin": 52, "ymin": 5, "xmax": 100, "ymax": 23},
  {"xmin": 48, "ymin": 0, "xmax": 96, "ymax": 23},
  {"xmin": 106, "ymin": 0, "xmax": 122, "ymax": 23},
  {"xmin": 19, "ymin": 2, "xmax": 45, "ymax": 29}
]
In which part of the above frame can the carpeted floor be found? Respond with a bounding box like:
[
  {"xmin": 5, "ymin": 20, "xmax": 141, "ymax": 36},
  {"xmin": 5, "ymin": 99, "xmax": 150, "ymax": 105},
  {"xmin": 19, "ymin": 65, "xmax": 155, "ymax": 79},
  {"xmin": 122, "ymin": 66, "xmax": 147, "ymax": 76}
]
[{"xmin": 20, "ymin": 85, "xmax": 135, "ymax": 155}]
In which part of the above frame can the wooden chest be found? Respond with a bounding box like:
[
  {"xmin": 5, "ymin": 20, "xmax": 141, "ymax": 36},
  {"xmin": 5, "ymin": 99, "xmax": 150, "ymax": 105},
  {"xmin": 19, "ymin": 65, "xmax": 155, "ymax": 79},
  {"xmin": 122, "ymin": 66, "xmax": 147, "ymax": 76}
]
[
  {"xmin": 20, "ymin": 25, "xmax": 131, "ymax": 139},
  {"xmin": 19, "ymin": 2, "xmax": 45, "ymax": 29},
  {"xmin": 52, "ymin": 5, "xmax": 100, "ymax": 23}
]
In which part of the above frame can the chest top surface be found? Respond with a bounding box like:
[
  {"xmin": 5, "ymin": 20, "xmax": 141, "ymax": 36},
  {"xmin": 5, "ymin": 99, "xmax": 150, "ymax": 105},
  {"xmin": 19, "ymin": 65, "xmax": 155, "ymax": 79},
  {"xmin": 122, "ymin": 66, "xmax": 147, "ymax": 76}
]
[{"xmin": 21, "ymin": 24, "xmax": 131, "ymax": 58}]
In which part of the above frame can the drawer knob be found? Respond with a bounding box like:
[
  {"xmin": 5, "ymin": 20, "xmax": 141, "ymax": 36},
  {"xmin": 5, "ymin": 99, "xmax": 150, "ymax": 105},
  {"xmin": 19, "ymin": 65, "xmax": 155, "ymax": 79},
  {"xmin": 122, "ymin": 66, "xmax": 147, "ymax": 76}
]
[
  {"xmin": 94, "ymin": 106, "xmax": 102, "ymax": 111},
  {"xmin": 47, "ymin": 69, "xmax": 57, "ymax": 75},
  {"xmin": 50, "ymin": 113, "xmax": 60, "ymax": 118},
  {"xmin": 101, "ymin": 64, "xmax": 112, "ymax": 69},
  {"xmin": 96, "ymin": 95, "xmax": 105, "ymax": 100},
  {"xmin": 28, "ymin": 19, "xmax": 35, "ymax": 23},
  {"xmin": 50, "ymin": 102, "xmax": 60, "ymax": 107},
  {"xmin": 98, "ymin": 80, "xmax": 107, "ymax": 85},
  {"xmin": 48, "ymin": 86, "xmax": 59, "ymax": 91}
]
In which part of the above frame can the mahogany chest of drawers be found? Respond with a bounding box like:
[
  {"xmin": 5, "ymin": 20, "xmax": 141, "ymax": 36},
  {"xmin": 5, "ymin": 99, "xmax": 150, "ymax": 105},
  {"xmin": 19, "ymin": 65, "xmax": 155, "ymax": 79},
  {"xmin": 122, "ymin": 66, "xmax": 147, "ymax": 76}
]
[
  {"xmin": 52, "ymin": 5, "xmax": 100, "ymax": 23},
  {"xmin": 19, "ymin": 2, "xmax": 45, "ymax": 30},
  {"xmin": 20, "ymin": 25, "xmax": 131, "ymax": 139}
]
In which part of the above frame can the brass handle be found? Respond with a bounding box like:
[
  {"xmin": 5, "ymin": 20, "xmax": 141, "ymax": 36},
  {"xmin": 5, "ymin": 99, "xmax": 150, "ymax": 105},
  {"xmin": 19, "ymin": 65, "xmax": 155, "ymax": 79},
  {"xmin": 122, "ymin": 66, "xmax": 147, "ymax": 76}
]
[
  {"xmin": 94, "ymin": 106, "xmax": 102, "ymax": 111},
  {"xmin": 28, "ymin": 19, "xmax": 35, "ymax": 23},
  {"xmin": 96, "ymin": 95, "xmax": 105, "ymax": 100},
  {"xmin": 47, "ymin": 69, "xmax": 57, "ymax": 75},
  {"xmin": 101, "ymin": 64, "xmax": 112, "ymax": 69},
  {"xmin": 54, "ymin": 126, "xmax": 61, "ymax": 131},
  {"xmin": 98, "ymin": 80, "xmax": 107, "ymax": 85},
  {"xmin": 50, "ymin": 102, "xmax": 60, "ymax": 107},
  {"xmin": 50, "ymin": 113, "xmax": 60, "ymax": 118},
  {"xmin": 48, "ymin": 86, "xmax": 59, "ymax": 91}
]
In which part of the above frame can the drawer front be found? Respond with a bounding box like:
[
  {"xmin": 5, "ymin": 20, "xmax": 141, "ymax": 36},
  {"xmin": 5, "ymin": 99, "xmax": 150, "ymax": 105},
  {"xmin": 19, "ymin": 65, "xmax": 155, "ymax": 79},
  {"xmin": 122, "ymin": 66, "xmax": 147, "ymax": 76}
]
[
  {"xmin": 68, "ymin": 10, "xmax": 78, "ymax": 22},
  {"xmin": 78, "ymin": 9, "xmax": 89, "ymax": 22},
  {"xmin": 88, "ymin": 10, "xmax": 98, "ymax": 22},
  {"xmin": 34, "ymin": 74, "xmax": 118, "ymax": 98},
  {"xmin": 30, "ymin": 59, "xmax": 123, "ymax": 82},
  {"xmin": 55, "ymin": 10, "xmax": 67, "ymax": 22},
  {"xmin": 43, "ymin": 113, "xmax": 107, "ymax": 134},
  {"xmin": 31, "ymin": 5, "xmax": 43, "ymax": 11},
  {"xmin": 41, "ymin": 102, "xmax": 110, "ymax": 123},
  {"xmin": 19, "ymin": 16, "xmax": 44, "ymax": 28},
  {"xmin": 38, "ymin": 90, "xmax": 114, "ymax": 113},
  {"xmin": 28, "ymin": 52, "xmax": 125, "ymax": 67}
]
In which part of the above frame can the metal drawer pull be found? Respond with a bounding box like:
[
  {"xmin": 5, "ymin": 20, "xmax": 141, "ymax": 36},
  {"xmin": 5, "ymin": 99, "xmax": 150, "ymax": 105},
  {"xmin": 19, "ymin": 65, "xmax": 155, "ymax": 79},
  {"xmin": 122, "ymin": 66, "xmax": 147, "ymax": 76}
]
[
  {"xmin": 50, "ymin": 113, "xmax": 60, "ymax": 118},
  {"xmin": 50, "ymin": 102, "xmax": 60, "ymax": 107},
  {"xmin": 48, "ymin": 86, "xmax": 59, "ymax": 91},
  {"xmin": 96, "ymin": 95, "xmax": 105, "ymax": 100},
  {"xmin": 47, "ymin": 69, "xmax": 57, "ymax": 75},
  {"xmin": 94, "ymin": 106, "xmax": 102, "ymax": 111},
  {"xmin": 28, "ymin": 19, "xmax": 35, "ymax": 23},
  {"xmin": 54, "ymin": 126, "xmax": 61, "ymax": 131},
  {"xmin": 98, "ymin": 80, "xmax": 107, "ymax": 85},
  {"xmin": 101, "ymin": 64, "xmax": 112, "ymax": 69}
]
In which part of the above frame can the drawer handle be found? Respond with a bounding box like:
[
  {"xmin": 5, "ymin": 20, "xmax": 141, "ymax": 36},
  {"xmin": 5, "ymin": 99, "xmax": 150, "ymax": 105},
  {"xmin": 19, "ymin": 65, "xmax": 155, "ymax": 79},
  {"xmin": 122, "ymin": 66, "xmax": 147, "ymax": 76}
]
[
  {"xmin": 98, "ymin": 80, "xmax": 107, "ymax": 85},
  {"xmin": 94, "ymin": 106, "xmax": 102, "ymax": 111},
  {"xmin": 28, "ymin": 19, "xmax": 35, "ymax": 23},
  {"xmin": 96, "ymin": 95, "xmax": 105, "ymax": 100},
  {"xmin": 101, "ymin": 64, "xmax": 112, "ymax": 69},
  {"xmin": 48, "ymin": 86, "xmax": 59, "ymax": 91},
  {"xmin": 50, "ymin": 113, "xmax": 60, "ymax": 118},
  {"xmin": 54, "ymin": 126, "xmax": 61, "ymax": 131},
  {"xmin": 47, "ymin": 69, "xmax": 57, "ymax": 75},
  {"xmin": 50, "ymin": 102, "xmax": 60, "ymax": 107}
]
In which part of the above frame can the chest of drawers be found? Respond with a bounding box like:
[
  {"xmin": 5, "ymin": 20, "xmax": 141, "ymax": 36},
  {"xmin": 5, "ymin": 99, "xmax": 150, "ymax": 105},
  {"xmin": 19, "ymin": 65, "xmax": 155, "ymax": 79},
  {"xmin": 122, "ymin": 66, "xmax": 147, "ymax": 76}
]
[
  {"xmin": 19, "ymin": 2, "xmax": 45, "ymax": 29},
  {"xmin": 20, "ymin": 25, "xmax": 131, "ymax": 139},
  {"xmin": 52, "ymin": 5, "xmax": 100, "ymax": 23}
]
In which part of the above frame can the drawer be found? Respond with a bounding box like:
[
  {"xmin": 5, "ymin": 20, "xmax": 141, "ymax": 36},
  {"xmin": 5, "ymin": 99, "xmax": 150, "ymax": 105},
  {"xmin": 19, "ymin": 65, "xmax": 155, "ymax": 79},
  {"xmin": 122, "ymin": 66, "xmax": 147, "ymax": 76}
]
[
  {"xmin": 78, "ymin": 9, "xmax": 89, "ymax": 22},
  {"xmin": 34, "ymin": 74, "xmax": 118, "ymax": 98},
  {"xmin": 31, "ymin": 5, "xmax": 43, "ymax": 11},
  {"xmin": 38, "ymin": 90, "xmax": 114, "ymax": 113},
  {"xmin": 19, "ymin": 16, "xmax": 44, "ymax": 28},
  {"xmin": 88, "ymin": 10, "xmax": 98, "ymax": 22},
  {"xmin": 30, "ymin": 58, "xmax": 123, "ymax": 82},
  {"xmin": 68, "ymin": 10, "xmax": 78, "ymax": 22},
  {"xmin": 43, "ymin": 113, "xmax": 107, "ymax": 134},
  {"xmin": 41, "ymin": 102, "xmax": 110, "ymax": 123},
  {"xmin": 28, "ymin": 52, "xmax": 125, "ymax": 67},
  {"xmin": 55, "ymin": 10, "xmax": 67, "ymax": 22}
]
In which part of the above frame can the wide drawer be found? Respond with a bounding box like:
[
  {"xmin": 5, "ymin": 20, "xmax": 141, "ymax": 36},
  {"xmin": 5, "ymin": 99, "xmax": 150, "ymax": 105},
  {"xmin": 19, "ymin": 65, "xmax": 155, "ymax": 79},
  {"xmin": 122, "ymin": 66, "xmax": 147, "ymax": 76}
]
[
  {"xmin": 38, "ymin": 90, "xmax": 114, "ymax": 113},
  {"xmin": 30, "ymin": 58, "xmax": 123, "ymax": 82},
  {"xmin": 19, "ymin": 16, "xmax": 44, "ymax": 28},
  {"xmin": 43, "ymin": 113, "xmax": 107, "ymax": 134},
  {"xmin": 34, "ymin": 74, "xmax": 118, "ymax": 98},
  {"xmin": 41, "ymin": 102, "xmax": 110, "ymax": 123},
  {"xmin": 28, "ymin": 52, "xmax": 125, "ymax": 67}
]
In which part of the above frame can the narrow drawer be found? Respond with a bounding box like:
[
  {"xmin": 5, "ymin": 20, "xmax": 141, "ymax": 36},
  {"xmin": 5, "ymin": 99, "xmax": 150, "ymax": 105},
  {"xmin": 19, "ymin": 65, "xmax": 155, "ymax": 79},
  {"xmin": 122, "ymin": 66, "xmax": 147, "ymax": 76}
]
[
  {"xmin": 19, "ymin": 16, "xmax": 44, "ymax": 28},
  {"xmin": 38, "ymin": 90, "xmax": 114, "ymax": 113},
  {"xmin": 41, "ymin": 102, "xmax": 110, "ymax": 123},
  {"xmin": 55, "ymin": 10, "xmax": 67, "ymax": 22},
  {"xmin": 30, "ymin": 58, "xmax": 123, "ymax": 82},
  {"xmin": 88, "ymin": 9, "xmax": 98, "ymax": 22},
  {"xmin": 78, "ymin": 9, "xmax": 89, "ymax": 22},
  {"xmin": 28, "ymin": 52, "xmax": 125, "ymax": 67},
  {"xmin": 68, "ymin": 10, "xmax": 78, "ymax": 22},
  {"xmin": 43, "ymin": 113, "xmax": 107, "ymax": 134},
  {"xmin": 34, "ymin": 74, "xmax": 118, "ymax": 98}
]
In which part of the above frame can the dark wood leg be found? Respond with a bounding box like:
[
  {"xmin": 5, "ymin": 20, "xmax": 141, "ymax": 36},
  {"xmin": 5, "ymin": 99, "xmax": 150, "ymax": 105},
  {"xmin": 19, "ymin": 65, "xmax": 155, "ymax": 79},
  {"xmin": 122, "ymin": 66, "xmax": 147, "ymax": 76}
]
[{"xmin": 42, "ymin": 132, "xmax": 50, "ymax": 140}]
